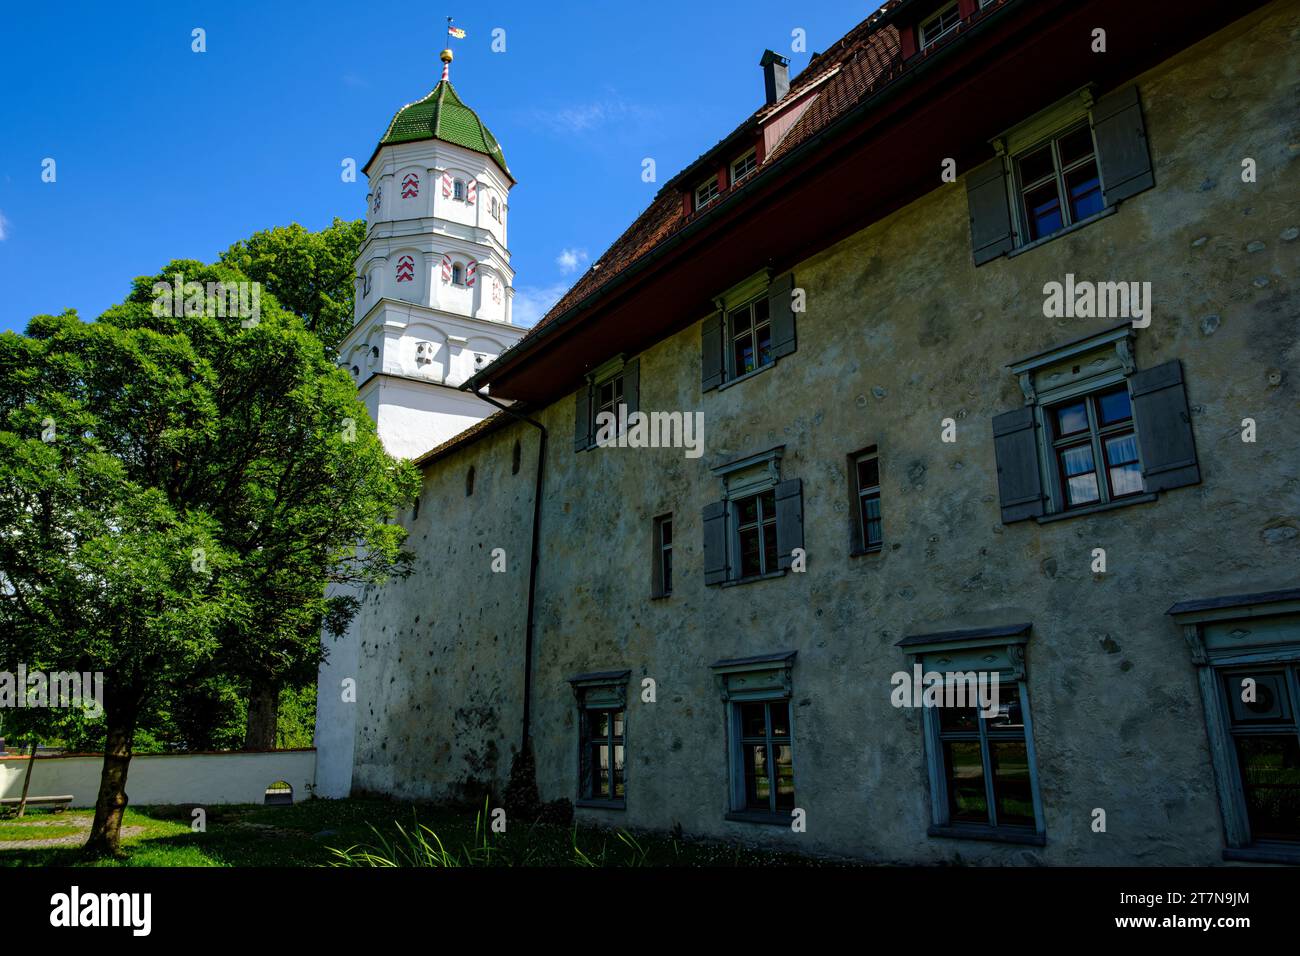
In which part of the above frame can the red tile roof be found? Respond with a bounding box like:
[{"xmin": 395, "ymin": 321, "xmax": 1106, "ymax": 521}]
[{"xmin": 521, "ymin": 3, "xmax": 903, "ymax": 339}]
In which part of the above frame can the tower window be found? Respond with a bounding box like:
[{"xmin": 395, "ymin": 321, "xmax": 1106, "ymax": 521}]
[
  {"xmin": 453, "ymin": 180, "xmax": 466, "ymax": 201},
  {"xmin": 511, "ymin": 439, "xmax": 521, "ymax": 475},
  {"xmin": 466, "ymin": 465, "xmax": 475, "ymax": 496},
  {"xmin": 452, "ymin": 263, "xmax": 465, "ymax": 286}
]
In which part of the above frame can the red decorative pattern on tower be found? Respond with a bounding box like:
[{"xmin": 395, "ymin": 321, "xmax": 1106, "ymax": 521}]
[
  {"xmin": 441, "ymin": 253, "xmax": 453, "ymax": 283},
  {"xmin": 401, "ymin": 173, "xmax": 420, "ymax": 198},
  {"xmin": 465, "ymin": 260, "xmax": 477, "ymax": 287},
  {"xmin": 441, "ymin": 172, "xmax": 453, "ymax": 198},
  {"xmin": 395, "ymin": 254, "xmax": 415, "ymax": 283},
  {"xmin": 466, "ymin": 180, "xmax": 477, "ymax": 205}
]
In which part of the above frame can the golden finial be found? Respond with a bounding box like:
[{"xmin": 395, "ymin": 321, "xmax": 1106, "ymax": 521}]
[{"xmin": 440, "ymin": 48, "xmax": 454, "ymax": 63}]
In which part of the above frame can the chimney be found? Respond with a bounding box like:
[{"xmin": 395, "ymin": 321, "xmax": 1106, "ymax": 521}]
[{"xmin": 759, "ymin": 49, "xmax": 790, "ymax": 106}]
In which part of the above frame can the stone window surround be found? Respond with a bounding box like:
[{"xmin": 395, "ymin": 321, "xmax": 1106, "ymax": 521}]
[
  {"xmin": 896, "ymin": 623, "xmax": 1047, "ymax": 846},
  {"xmin": 712, "ymin": 651, "xmax": 797, "ymax": 826},
  {"xmin": 1169, "ymin": 588, "xmax": 1300, "ymax": 864}
]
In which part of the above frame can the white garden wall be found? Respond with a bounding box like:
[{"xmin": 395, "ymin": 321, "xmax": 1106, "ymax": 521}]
[{"xmin": 0, "ymin": 750, "xmax": 315, "ymax": 807}]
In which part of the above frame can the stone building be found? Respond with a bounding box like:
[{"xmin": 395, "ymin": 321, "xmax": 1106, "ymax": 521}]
[{"xmin": 322, "ymin": 0, "xmax": 1299, "ymax": 864}]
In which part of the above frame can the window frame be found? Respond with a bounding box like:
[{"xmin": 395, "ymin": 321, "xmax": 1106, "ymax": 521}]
[
  {"xmin": 694, "ymin": 175, "xmax": 720, "ymax": 211},
  {"xmin": 1045, "ymin": 383, "xmax": 1143, "ymax": 512},
  {"xmin": 568, "ymin": 670, "xmax": 631, "ymax": 810},
  {"xmin": 724, "ymin": 295, "xmax": 774, "ymax": 384},
  {"xmin": 713, "ymin": 652, "xmax": 797, "ymax": 825},
  {"xmin": 709, "ymin": 446, "xmax": 789, "ymax": 587},
  {"xmin": 898, "ymin": 624, "xmax": 1047, "ymax": 846},
  {"xmin": 851, "ymin": 447, "xmax": 883, "ymax": 555},
  {"xmin": 919, "ymin": 2, "xmax": 961, "ymax": 50},
  {"xmin": 652, "ymin": 513, "xmax": 673, "ymax": 599},
  {"xmin": 451, "ymin": 263, "xmax": 465, "ymax": 287},
  {"xmin": 453, "ymin": 179, "xmax": 466, "ymax": 201},
  {"xmin": 1011, "ymin": 121, "xmax": 1105, "ymax": 245},
  {"xmin": 730, "ymin": 149, "xmax": 758, "ymax": 186},
  {"xmin": 1172, "ymin": 591, "xmax": 1300, "ymax": 863},
  {"xmin": 1007, "ymin": 325, "xmax": 1160, "ymax": 521}
]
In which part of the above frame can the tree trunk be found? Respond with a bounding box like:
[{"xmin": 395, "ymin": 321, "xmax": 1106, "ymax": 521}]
[
  {"xmin": 16, "ymin": 738, "xmax": 38, "ymax": 818},
  {"xmin": 83, "ymin": 699, "xmax": 138, "ymax": 858},
  {"xmin": 244, "ymin": 677, "xmax": 279, "ymax": 750}
]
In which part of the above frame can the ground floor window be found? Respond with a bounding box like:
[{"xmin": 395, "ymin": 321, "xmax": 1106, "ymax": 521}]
[
  {"xmin": 896, "ymin": 623, "xmax": 1046, "ymax": 845},
  {"xmin": 567, "ymin": 670, "xmax": 631, "ymax": 809},
  {"xmin": 1171, "ymin": 588, "xmax": 1300, "ymax": 863},
  {"xmin": 712, "ymin": 651, "xmax": 797, "ymax": 824}
]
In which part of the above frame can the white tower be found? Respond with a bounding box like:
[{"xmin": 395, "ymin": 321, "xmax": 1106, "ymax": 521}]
[
  {"xmin": 315, "ymin": 48, "xmax": 523, "ymax": 799},
  {"xmin": 336, "ymin": 47, "xmax": 525, "ymax": 460}
]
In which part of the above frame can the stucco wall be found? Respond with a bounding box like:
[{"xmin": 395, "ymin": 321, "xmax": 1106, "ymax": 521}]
[
  {"xmin": 0, "ymin": 751, "xmax": 316, "ymax": 807},
  {"xmin": 346, "ymin": 2, "xmax": 1299, "ymax": 863}
]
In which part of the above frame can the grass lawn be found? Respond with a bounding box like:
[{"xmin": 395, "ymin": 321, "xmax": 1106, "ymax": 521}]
[{"xmin": 0, "ymin": 799, "xmax": 850, "ymax": 867}]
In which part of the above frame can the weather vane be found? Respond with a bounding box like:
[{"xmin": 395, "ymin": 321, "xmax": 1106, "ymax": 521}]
[{"xmin": 442, "ymin": 16, "xmax": 466, "ymax": 81}]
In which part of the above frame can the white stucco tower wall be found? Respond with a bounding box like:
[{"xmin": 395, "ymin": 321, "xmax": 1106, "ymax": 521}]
[{"xmin": 314, "ymin": 60, "xmax": 525, "ymax": 798}]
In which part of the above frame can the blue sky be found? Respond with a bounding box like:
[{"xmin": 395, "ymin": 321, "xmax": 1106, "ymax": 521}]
[{"xmin": 0, "ymin": 0, "xmax": 875, "ymax": 334}]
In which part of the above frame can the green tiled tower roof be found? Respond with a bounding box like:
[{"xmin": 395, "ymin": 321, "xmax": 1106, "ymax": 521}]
[{"xmin": 367, "ymin": 80, "xmax": 512, "ymax": 180}]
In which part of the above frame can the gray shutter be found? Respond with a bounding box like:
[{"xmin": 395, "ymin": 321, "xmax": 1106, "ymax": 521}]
[
  {"xmin": 622, "ymin": 358, "xmax": 640, "ymax": 416},
  {"xmin": 702, "ymin": 501, "xmax": 728, "ymax": 585},
  {"xmin": 774, "ymin": 478, "xmax": 803, "ymax": 570},
  {"xmin": 1131, "ymin": 360, "xmax": 1199, "ymax": 492},
  {"xmin": 992, "ymin": 407, "xmax": 1045, "ymax": 523},
  {"xmin": 967, "ymin": 157, "xmax": 1014, "ymax": 265},
  {"xmin": 574, "ymin": 381, "xmax": 591, "ymax": 451},
  {"xmin": 768, "ymin": 273, "xmax": 797, "ymax": 359},
  {"xmin": 1093, "ymin": 85, "xmax": 1154, "ymax": 206},
  {"xmin": 701, "ymin": 312, "xmax": 724, "ymax": 392}
]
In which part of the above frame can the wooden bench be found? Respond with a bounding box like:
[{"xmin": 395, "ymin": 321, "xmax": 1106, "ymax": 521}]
[{"xmin": 0, "ymin": 795, "xmax": 74, "ymax": 813}]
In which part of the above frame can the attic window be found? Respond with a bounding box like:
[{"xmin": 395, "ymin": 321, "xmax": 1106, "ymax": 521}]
[
  {"xmin": 731, "ymin": 150, "xmax": 758, "ymax": 185},
  {"xmin": 920, "ymin": 2, "xmax": 961, "ymax": 50},
  {"xmin": 695, "ymin": 176, "xmax": 720, "ymax": 211}
]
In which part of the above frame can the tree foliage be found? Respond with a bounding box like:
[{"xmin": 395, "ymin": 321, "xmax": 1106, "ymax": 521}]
[{"xmin": 0, "ymin": 258, "xmax": 416, "ymax": 854}]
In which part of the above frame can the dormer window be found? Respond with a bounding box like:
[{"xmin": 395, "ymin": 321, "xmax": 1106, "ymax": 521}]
[
  {"xmin": 919, "ymin": 2, "xmax": 961, "ymax": 50},
  {"xmin": 731, "ymin": 149, "xmax": 758, "ymax": 186},
  {"xmin": 694, "ymin": 176, "xmax": 720, "ymax": 211}
]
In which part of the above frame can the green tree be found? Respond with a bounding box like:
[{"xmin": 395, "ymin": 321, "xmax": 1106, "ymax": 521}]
[
  {"xmin": 220, "ymin": 218, "xmax": 366, "ymax": 352},
  {"xmin": 0, "ymin": 261, "xmax": 416, "ymax": 856}
]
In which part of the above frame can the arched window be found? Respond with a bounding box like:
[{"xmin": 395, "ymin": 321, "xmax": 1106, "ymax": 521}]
[
  {"xmin": 452, "ymin": 263, "xmax": 465, "ymax": 286},
  {"xmin": 453, "ymin": 180, "xmax": 466, "ymax": 201}
]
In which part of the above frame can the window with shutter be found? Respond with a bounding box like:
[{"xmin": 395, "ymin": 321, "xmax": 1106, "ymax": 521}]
[
  {"xmin": 574, "ymin": 355, "xmax": 639, "ymax": 453},
  {"xmin": 700, "ymin": 270, "xmax": 797, "ymax": 392},
  {"xmin": 969, "ymin": 86, "xmax": 1153, "ymax": 265},
  {"xmin": 994, "ymin": 327, "xmax": 1200, "ymax": 524},
  {"xmin": 704, "ymin": 446, "xmax": 800, "ymax": 586}
]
